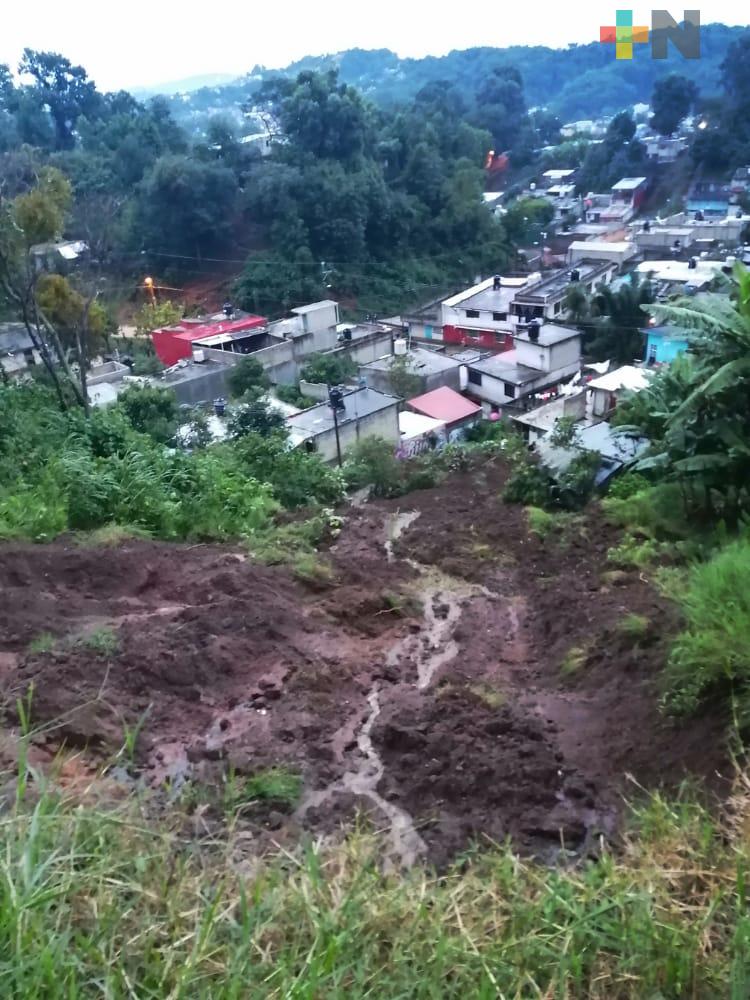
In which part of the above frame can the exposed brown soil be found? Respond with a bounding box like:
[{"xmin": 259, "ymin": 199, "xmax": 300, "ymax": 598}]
[{"xmin": 0, "ymin": 458, "xmax": 731, "ymax": 866}]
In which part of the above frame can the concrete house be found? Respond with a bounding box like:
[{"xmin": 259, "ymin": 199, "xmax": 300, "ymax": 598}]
[
  {"xmin": 286, "ymin": 387, "xmax": 401, "ymax": 463},
  {"xmin": 465, "ymin": 323, "xmax": 581, "ymax": 410},
  {"xmin": 440, "ymin": 274, "xmax": 537, "ymax": 350},
  {"xmin": 359, "ymin": 346, "xmax": 461, "ymax": 397},
  {"xmin": 645, "ymin": 324, "xmax": 690, "ymax": 365},
  {"xmin": 566, "ymin": 241, "xmax": 637, "ymax": 268},
  {"xmin": 587, "ymin": 365, "xmax": 652, "ymax": 418},
  {"xmin": 0, "ymin": 322, "xmax": 40, "ymax": 377},
  {"xmin": 509, "ymin": 261, "xmax": 616, "ymax": 330},
  {"xmin": 406, "ymin": 386, "xmax": 482, "ymax": 439}
]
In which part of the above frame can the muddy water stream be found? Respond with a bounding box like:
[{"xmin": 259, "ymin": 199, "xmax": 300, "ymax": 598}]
[{"xmin": 297, "ymin": 510, "xmax": 482, "ymax": 869}]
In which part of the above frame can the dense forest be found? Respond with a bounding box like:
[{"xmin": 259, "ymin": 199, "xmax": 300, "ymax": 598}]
[
  {"xmin": 163, "ymin": 24, "xmax": 742, "ymax": 130},
  {"xmin": 2, "ymin": 27, "xmax": 750, "ymax": 329}
]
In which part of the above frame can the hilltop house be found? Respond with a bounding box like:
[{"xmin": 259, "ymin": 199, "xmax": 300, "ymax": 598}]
[
  {"xmin": 359, "ymin": 346, "xmax": 462, "ymax": 396},
  {"xmin": 439, "ymin": 274, "xmax": 537, "ymax": 350},
  {"xmin": 587, "ymin": 365, "xmax": 652, "ymax": 418},
  {"xmin": 645, "ymin": 324, "xmax": 690, "ymax": 365},
  {"xmin": 286, "ymin": 387, "xmax": 400, "ymax": 463},
  {"xmin": 0, "ymin": 322, "xmax": 39, "ymax": 378},
  {"xmin": 509, "ymin": 260, "xmax": 616, "ymax": 330},
  {"xmin": 465, "ymin": 322, "xmax": 581, "ymax": 410}
]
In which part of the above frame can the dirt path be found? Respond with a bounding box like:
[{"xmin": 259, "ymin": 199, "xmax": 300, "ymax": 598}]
[{"xmin": 0, "ymin": 457, "xmax": 731, "ymax": 865}]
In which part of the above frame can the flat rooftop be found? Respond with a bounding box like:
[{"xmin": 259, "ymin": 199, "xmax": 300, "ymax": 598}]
[
  {"xmin": 468, "ymin": 350, "xmax": 550, "ymax": 387},
  {"xmin": 287, "ymin": 387, "xmax": 399, "ymax": 438},
  {"xmin": 636, "ymin": 259, "xmax": 722, "ymax": 283},
  {"xmin": 362, "ymin": 347, "xmax": 459, "ymax": 376},
  {"xmin": 611, "ymin": 177, "xmax": 647, "ymax": 191},
  {"xmin": 587, "ymin": 365, "xmax": 652, "ymax": 393},
  {"xmin": 291, "ymin": 300, "xmax": 338, "ymax": 315},
  {"xmin": 514, "ymin": 262, "xmax": 612, "ymax": 304},
  {"xmin": 567, "ymin": 240, "xmax": 635, "ymax": 254},
  {"xmin": 514, "ymin": 323, "xmax": 580, "ymax": 347},
  {"xmin": 443, "ymin": 275, "xmax": 535, "ymax": 312}
]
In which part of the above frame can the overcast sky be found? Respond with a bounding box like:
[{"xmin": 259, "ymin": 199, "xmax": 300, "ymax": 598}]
[{"xmin": 2, "ymin": 1, "xmax": 749, "ymax": 92}]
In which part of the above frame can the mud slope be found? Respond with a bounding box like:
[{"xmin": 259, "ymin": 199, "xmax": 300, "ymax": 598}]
[{"xmin": 0, "ymin": 457, "xmax": 729, "ymax": 865}]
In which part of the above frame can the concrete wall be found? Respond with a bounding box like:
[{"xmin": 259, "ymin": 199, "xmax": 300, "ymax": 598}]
[
  {"xmin": 162, "ymin": 367, "xmax": 233, "ymax": 406},
  {"xmin": 646, "ymin": 333, "xmax": 688, "ymax": 364},
  {"xmin": 550, "ymin": 339, "xmax": 582, "ymax": 373},
  {"xmin": 309, "ymin": 404, "xmax": 401, "ymax": 463},
  {"xmin": 200, "ymin": 329, "xmax": 392, "ymax": 388},
  {"xmin": 468, "ymin": 362, "xmax": 581, "ymax": 408}
]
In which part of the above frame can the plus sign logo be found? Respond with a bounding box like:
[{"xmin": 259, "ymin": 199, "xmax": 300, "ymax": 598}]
[{"xmin": 600, "ymin": 9, "xmax": 650, "ymax": 59}]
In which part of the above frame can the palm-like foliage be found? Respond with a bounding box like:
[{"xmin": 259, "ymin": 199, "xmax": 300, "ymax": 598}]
[
  {"xmin": 588, "ymin": 273, "xmax": 654, "ymax": 364},
  {"xmin": 632, "ymin": 263, "xmax": 750, "ymax": 523}
]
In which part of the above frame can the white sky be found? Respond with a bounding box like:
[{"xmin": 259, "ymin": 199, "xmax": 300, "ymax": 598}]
[{"xmin": 2, "ymin": 1, "xmax": 749, "ymax": 92}]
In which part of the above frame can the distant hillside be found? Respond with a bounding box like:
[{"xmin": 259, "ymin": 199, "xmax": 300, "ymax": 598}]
[
  {"xmin": 132, "ymin": 73, "xmax": 238, "ymax": 98},
  {"xmin": 165, "ymin": 24, "xmax": 744, "ymax": 131}
]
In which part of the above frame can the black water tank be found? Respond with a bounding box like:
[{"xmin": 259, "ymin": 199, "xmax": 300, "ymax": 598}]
[
  {"xmin": 528, "ymin": 321, "xmax": 541, "ymax": 343},
  {"xmin": 328, "ymin": 386, "xmax": 346, "ymax": 411},
  {"xmin": 570, "ymin": 268, "xmax": 580, "ymax": 282},
  {"xmin": 493, "ymin": 274, "xmax": 501, "ymax": 290}
]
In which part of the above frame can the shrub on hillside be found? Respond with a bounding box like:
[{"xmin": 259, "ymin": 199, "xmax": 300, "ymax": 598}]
[
  {"xmin": 231, "ymin": 433, "xmax": 345, "ymax": 509},
  {"xmin": 227, "ymin": 356, "xmax": 270, "ymax": 399},
  {"xmin": 117, "ymin": 385, "xmax": 179, "ymax": 444},
  {"xmin": 663, "ymin": 539, "xmax": 750, "ymax": 722}
]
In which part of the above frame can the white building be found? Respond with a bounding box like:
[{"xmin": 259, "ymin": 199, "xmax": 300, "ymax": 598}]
[
  {"xmin": 465, "ymin": 324, "xmax": 581, "ymax": 409},
  {"xmin": 566, "ymin": 240, "xmax": 637, "ymax": 267}
]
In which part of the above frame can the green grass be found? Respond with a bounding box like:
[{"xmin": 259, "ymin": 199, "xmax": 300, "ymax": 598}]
[
  {"xmin": 291, "ymin": 551, "xmax": 334, "ymax": 585},
  {"xmin": 78, "ymin": 626, "xmax": 119, "ymax": 657},
  {"xmin": 664, "ymin": 539, "xmax": 750, "ymax": 722},
  {"xmin": 0, "ymin": 768, "xmax": 748, "ymax": 997},
  {"xmin": 27, "ymin": 632, "xmax": 55, "ymax": 655},
  {"xmin": 560, "ymin": 644, "xmax": 590, "ymax": 677},
  {"xmin": 526, "ymin": 505, "xmax": 557, "ymax": 540},
  {"xmin": 437, "ymin": 682, "xmax": 506, "ymax": 708},
  {"xmin": 224, "ymin": 766, "xmax": 303, "ymax": 813},
  {"xmin": 618, "ymin": 613, "xmax": 650, "ymax": 642},
  {"xmin": 74, "ymin": 524, "xmax": 152, "ymax": 546}
]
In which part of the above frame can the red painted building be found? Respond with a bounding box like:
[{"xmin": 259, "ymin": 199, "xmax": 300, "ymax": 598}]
[
  {"xmin": 442, "ymin": 325, "xmax": 514, "ymax": 351},
  {"xmin": 152, "ymin": 313, "xmax": 267, "ymax": 366}
]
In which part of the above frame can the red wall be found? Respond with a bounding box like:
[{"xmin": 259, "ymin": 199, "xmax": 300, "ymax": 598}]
[
  {"xmin": 152, "ymin": 331, "xmax": 196, "ymax": 367},
  {"xmin": 443, "ymin": 325, "xmax": 513, "ymax": 352}
]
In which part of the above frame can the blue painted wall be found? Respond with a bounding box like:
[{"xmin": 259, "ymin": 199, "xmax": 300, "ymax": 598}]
[{"xmin": 646, "ymin": 332, "xmax": 689, "ymax": 364}]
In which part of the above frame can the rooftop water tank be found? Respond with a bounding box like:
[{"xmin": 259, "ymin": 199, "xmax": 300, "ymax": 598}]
[{"xmin": 394, "ymin": 337, "xmax": 408, "ymax": 356}]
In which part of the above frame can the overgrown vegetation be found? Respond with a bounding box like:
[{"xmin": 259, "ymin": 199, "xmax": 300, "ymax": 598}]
[
  {"xmin": 664, "ymin": 539, "xmax": 750, "ymax": 724},
  {"xmin": 0, "ymin": 382, "xmax": 347, "ymax": 542},
  {"xmin": 2, "ymin": 766, "xmax": 750, "ymax": 997}
]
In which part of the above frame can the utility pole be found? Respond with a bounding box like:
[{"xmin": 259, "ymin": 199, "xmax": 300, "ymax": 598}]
[{"xmin": 328, "ymin": 385, "xmax": 343, "ymax": 467}]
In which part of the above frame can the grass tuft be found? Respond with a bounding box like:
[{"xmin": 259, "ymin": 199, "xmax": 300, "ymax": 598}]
[
  {"xmin": 27, "ymin": 632, "xmax": 55, "ymax": 655},
  {"xmin": 618, "ymin": 613, "xmax": 650, "ymax": 642},
  {"xmin": 224, "ymin": 766, "xmax": 303, "ymax": 813},
  {"xmin": 560, "ymin": 643, "xmax": 590, "ymax": 677},
  {"xmin": 78, "ymin": 626, "xmax": 119, "ymax": 657}
]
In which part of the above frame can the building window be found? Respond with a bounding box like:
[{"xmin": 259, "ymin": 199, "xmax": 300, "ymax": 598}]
[
  {"xmin": 465, "ymin": 309, "xmax": 480, "ymax": 319},
  {"xmin": 554, "ymin": 301, "xmax": 561, "ymax": 314},
  {"xmin": 303, "ymin": 439, "xmax": 317, "ymax": 453},
  {"xmin": 468, "ymin": 369, "xmax": 482, "ymax": 386},
  {"xmin": 494, "ymin": 331, "xmax": 506, "ymax": 344},
  {"xmin": 503, "ymin": 382, "xmax": 516, "ymax": 399},
  {"xmin": 492, "ymin": 311, "xmax": 506, "ymax": 321}
]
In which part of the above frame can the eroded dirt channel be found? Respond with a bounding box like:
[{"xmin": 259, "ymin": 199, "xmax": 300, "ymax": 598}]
[{"xmin": 0, "ymin": 459, "xmax": 730, "ymax": 866}]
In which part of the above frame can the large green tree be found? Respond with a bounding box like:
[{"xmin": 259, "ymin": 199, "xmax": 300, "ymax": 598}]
[{"xmin": 651, "ymin": 75, "xmax": 698, "ymax": 136}]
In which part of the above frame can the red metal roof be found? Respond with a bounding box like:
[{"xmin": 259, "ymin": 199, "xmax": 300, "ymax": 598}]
[
  {"xmin": 151, "ymin": 314, "xmax": 267, "ymax": 366},
  {"xmin": 156, "ymin": 315, "xmax": 266, "ymax": 343},
  {"xmin": 407, "ymin": 386, "xmax": 482, "ymax": 423}
]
